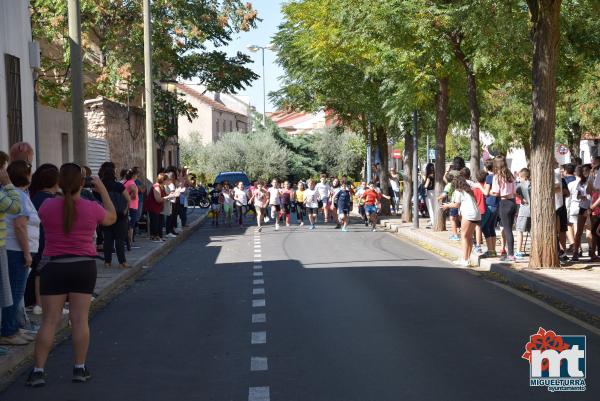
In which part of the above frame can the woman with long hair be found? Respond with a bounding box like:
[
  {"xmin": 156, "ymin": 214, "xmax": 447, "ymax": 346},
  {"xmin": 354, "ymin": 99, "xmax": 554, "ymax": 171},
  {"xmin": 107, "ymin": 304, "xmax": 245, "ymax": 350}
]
[
  {"xmin": 250, "ymin": 181, "xmax": 268, "ymax": 232},
  {"xmin": 490, "ymin": 156, "xmax": 518, "ymax": 262},
  {"xmin": 441, "ymin": 175, "xmax": 481, "ymax": 266},
  {"xmin": 423, "ymin": 163, "xmax": 435, "ymax": 227},
  {"xmin": 569, "ymin": 165, "xmax": 591, "ymax": 261},
  {"xmin": 27, "ymin": 164, "xmax": 116, "ymax": 387},
  {"xmin": 123, "ymin": 169, "xmax": 139, "ymax": 251}
]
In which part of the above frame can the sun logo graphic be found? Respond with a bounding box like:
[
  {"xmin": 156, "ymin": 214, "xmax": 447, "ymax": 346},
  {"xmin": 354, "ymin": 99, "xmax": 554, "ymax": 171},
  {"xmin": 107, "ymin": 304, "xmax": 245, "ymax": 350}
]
[{"xmin": 522, "ymin": 327, "xmax": 586, "ymax": 392}]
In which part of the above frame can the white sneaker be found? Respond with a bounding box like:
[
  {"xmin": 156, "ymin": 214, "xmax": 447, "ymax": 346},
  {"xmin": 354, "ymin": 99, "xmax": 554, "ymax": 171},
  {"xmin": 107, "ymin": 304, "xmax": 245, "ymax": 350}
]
[
  {"xmin": 166, "ymin": 233, "xmax": 177, "ymax": 239},
  {"xmin": 32, "ymin": 305, "xmax": 42, "ymax": 315},
  {"xmin": 275, "ymin": 224, "xmax": 280, "ymax": 231},
  {"xmin": 453, "ymin": 259, "xmax": 470, "ymax": 267}
]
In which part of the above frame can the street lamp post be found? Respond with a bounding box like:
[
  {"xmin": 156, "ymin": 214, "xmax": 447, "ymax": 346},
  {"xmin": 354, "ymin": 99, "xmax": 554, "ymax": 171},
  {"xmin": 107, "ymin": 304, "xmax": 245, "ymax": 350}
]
[{"xmin": 247, "ymin": 44, "xmax": 276, "ymax": 126}]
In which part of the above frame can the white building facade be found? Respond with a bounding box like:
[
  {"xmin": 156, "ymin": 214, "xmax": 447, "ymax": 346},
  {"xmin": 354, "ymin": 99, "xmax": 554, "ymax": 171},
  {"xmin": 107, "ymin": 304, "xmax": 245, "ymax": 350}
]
[
  {"xmin": 0, "ymin": 1, "xmax": 37, "ymax": 160},
  {"xmin": 177, "ymin": 84, "xmax": 251, "ymax": 145}
]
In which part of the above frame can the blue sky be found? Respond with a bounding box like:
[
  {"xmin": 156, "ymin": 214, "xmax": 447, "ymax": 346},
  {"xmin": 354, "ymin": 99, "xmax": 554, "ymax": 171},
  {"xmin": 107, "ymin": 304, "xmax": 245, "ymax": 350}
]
[{"xmin": 226, "ymin": 0, "xmax": 285, "ymax": 113}]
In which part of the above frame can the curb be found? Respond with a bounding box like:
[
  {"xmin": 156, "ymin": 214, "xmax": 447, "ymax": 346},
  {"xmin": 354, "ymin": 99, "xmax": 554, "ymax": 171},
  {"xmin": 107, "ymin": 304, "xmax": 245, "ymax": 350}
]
[
  {"xmin": 381, "ymin": 219, "xmax": 600, "ymax": 319},
  {"xmin": 0, "ymin": 211, "xmax": 208, "ymax": 389},
  {"xmin": 487, "ymin": 262, "xmax": 600, "ymax": 317}
]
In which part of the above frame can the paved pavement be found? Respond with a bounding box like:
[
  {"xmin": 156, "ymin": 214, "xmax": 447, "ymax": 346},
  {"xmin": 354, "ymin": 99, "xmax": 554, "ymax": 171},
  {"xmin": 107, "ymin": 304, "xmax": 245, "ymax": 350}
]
[
  {"xmin": 0, "ymin": 208, "xmax": 208, "ymax": 384},
  {"xmin": 2, "ymin": 215, "xmax": 599, "ymax": 400}
]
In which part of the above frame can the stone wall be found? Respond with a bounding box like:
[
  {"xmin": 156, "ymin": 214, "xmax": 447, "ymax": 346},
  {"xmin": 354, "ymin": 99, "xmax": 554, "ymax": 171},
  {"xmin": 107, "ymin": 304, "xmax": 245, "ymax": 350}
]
[{"xmin": 84, "ymin": 97, "xmax": 147, "ymax": 176}]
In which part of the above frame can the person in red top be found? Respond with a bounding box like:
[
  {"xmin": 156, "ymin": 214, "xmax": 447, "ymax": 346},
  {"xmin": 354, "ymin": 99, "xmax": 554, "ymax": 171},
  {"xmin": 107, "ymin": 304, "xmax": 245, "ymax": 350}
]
[
  {"xmin": 361, "ymin": 182, "xmax": 382, "ymax": 232},
  {"xmin": 473, "ymin": 171, "xmax": 488, "ymax": 254}
]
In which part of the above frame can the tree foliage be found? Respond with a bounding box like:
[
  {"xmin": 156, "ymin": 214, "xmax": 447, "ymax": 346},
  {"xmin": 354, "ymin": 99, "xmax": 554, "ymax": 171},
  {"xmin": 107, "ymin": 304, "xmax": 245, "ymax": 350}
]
[
  {"xmin": 30, "ymin": 0, "xmax": 259, "ymax": 144},
  {"xmin": 180, "ymin": 123, "xmax": 364, "ymax": 183}
]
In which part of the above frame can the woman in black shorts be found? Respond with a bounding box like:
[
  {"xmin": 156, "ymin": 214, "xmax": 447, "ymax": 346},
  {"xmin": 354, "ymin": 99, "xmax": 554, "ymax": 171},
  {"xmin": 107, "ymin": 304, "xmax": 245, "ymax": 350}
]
[{"xmin": 27, "ymin": 164, "xmax": 116, "ymax": 387}]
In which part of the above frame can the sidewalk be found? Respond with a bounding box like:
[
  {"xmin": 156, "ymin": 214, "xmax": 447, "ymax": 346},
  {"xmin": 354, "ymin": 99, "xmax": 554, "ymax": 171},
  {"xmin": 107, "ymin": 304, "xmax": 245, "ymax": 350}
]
[
  {"xmin": 381, "ymin": 217, "xmax": 600, "ymax": 318},
  {"xmin": 0, "ymin": 209, "xmax": 208, "ymax": 387}
]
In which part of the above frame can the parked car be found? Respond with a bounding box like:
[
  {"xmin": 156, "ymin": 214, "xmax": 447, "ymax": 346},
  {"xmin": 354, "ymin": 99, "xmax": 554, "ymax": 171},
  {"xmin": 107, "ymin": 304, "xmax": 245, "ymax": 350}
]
[{"xmin": 214, "ymin": 171, "xmax": 251, "ymax": 188}]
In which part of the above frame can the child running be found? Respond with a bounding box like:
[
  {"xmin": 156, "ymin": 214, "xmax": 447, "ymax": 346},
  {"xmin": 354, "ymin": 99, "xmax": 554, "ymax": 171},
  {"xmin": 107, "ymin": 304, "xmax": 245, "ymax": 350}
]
[
  {"xmin": 295, "ymin": 182, "xmax": 306, "ymax": 226},
  {"xmin": 221, "ymin": 183, "xmax": 234, "ymax": 227},
  {"xmin": 330, "ymin": 178, "xmax": 342, "ymax": 228},
  {"xmin": 234, "ymin": 181, "xmax": 249, "ymax": 229},
  {"xmin": 250, "ymin": 181, "xmax": 268, "ymax": 232},
  {"xmin": 355, "ymin": 181, "xmax": 368, "ymax": 226},
  {"xmin": 209, "ymin": 183, "xmax": 223, "ymax": 226},
  {"xmin": 279, "ymin": 181, "xmax": 295, "ymax": 227},
  {"xmin": 268, "ymin": 179, "xmax": 282, "ymax": 230},
  {"xmin": 315, "ymin": 174, "xmax": 332, "ymax": 223},
  {"xmin": 362, "ymin": 182, "xmax": 382, "ymax": 232},
  {"xmin": 304, "ymin": 179, "xmax": 320, "ymax": 230},
  {"xmin": 334, "ymin": 182, "xmax": 352, "ymax": 232}
]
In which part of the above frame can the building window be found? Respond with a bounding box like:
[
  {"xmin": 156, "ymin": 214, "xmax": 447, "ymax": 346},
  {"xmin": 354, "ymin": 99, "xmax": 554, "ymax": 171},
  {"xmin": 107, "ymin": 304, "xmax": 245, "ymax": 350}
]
[
  {"xmin": 5, "ymin": 54, "xmax": 23, "ymax": 146},
  {"xmin": 168, "ymin": 150, "xmax": 172, "ymax": 166},
  {"xmin": 223, "ymin": 119, "xmax": 226, "ymax": 132},
  {"xmin": 216, "ymin": 118, "xmax": 220, "ymax": 133},
  {"xmin": 61, "ymin": 133, "xmax": 69, "ymax": 164},
  {"xmin": 229, "ymin": 120, "xmax": 233, "ymax": 132}
]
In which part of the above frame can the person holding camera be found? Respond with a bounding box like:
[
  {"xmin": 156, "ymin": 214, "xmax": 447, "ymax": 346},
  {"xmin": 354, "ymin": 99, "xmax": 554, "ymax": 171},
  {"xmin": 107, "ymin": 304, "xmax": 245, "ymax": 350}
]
[{"xmin": 26, "ymin": 163, "xmax": 116, "ymax": 387}]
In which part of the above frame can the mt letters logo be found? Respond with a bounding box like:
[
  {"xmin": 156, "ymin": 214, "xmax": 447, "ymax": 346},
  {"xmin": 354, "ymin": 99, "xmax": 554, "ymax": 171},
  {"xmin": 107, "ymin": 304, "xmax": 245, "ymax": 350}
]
[{"xmin": 522, "ymin": 327, "xmax": 586, "ymax": 392}]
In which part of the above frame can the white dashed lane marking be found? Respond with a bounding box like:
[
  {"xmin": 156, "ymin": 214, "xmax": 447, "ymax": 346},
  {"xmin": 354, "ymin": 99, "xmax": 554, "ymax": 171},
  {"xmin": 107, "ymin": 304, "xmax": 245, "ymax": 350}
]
[
  {"xmin": 253, "ymin": 265, "xmax": 263, "ymax": 270},
  {"xmin": 252, "ymin": 313, "xmax": 266, "ymax": 323},
  {"xmin": 250, "ymin": 357, "xmax": 268, "ymax": 371},
  {"xmin": 252, "ymin": 299, "xmax": 266, "ymax": 307},
  {"xmin": 248, "ymin": 386, "xmax": 270, "ymax": 401},
  {"xmin": 253, "ymin": 272, "xmax": 263, "ymax": 277},
  {"xmin": 253, "ymin": 288, "xmax": 265, "ymax": 295},
  {"xmin": 251, "ymin": 331, "xmax": 267, "ymax": 344},
  {"xmin": 253, "ymin": 279, "xmax": 264, "ymax": 285}
]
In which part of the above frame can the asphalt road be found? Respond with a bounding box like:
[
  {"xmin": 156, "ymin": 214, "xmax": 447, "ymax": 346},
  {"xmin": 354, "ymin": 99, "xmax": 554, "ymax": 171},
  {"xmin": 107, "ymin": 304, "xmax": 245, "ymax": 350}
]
[{"xmin": 2, "ymin": 215, "xmax": 599, "ymax": 401}]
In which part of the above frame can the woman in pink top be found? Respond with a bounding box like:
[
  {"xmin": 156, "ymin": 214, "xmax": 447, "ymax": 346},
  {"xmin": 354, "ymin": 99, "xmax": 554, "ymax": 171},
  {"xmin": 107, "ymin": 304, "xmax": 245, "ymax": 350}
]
[
  {"xmin": 491, "ymin": 156, "xmax": 518, "ymax": 262},
  {"xmin": 123, "ymin": 169, "xmax": 139, "ymax": 251},
  {"xmin": 27, "ymin": 163, "xmax": 116, "ymax": 387}
]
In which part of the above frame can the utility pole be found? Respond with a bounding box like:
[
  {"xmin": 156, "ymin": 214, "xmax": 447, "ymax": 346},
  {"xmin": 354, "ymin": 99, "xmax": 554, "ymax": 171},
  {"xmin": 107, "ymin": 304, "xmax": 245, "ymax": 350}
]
[
  {"xmin": 262, "ymin": 48, "xmax": 266, "ymax": 126},
  {"xmin": 143, "ymin": 0, "xmax": 155, "ymax": 180},
  {"xmin": 412, "ymin": 110, "xmax": 419, "ymax": 229},
  {"xmin": 366, "ymin": 121, "xmax": 372, "ymax": 182},
  {"xmin": 68, "ymin": 0, "xmax": 86, "ymax": 165}
]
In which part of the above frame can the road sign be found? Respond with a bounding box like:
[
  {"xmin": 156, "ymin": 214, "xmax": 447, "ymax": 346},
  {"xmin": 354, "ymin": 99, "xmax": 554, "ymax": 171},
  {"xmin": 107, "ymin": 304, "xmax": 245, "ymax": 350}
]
[
  {"xmin": 392, "ymin": 149, "xmax": 402, "ymax": 159},
  {"xmin": 428, "ymin": 149, "xmax": 436, "ymax": 160}
]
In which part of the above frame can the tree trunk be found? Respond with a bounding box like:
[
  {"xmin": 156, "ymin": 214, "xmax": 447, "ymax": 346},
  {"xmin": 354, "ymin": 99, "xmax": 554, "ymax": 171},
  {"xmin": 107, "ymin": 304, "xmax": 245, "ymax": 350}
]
[
  {"xmin": 527, "ymin": 0, "xmax": 562, "ymax": 268},
  {"xmin": 434, "ymin": 77, "xmax": 450, "ymax": 231},
  {"xmin": 402, "ymin": 128, "xmax": 413, "ymax": 223},
  {"xmin": 376, "ymin": 126, "xmax": 391, "ymax": 215},
  {"xmin": 450, "ymin": 34, "xmax": 481, "ymax": 177}
]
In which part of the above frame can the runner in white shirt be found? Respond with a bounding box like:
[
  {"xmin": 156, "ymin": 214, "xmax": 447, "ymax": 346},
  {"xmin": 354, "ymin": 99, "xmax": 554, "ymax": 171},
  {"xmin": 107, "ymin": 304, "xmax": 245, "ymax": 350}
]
[
  {"xmin": 233, "ymin": 181, "xmax": 249, "ymax": 229},
  {"xmin": 268, "ymin": 179, "xmax": 282, "ymax": 230},
  {"xmin": 304, "ymin": 178, "xmax": 320, "ymax": 230},
  {"xmin": 315, "ymin": 174, "xmax": 332, "ymax": 223}
]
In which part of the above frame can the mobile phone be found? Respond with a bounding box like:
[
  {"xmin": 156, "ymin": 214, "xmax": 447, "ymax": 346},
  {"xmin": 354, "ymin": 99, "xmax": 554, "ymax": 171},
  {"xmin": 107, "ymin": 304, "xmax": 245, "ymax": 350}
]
[{"xmin": 83, "ymin": 176, "xmax": 94, "ymax": 188}]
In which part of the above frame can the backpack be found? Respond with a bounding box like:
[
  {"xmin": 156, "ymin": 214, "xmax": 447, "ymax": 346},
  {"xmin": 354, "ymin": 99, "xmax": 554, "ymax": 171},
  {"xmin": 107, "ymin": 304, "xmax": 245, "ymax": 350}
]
[{"xmin": 108, "ymin": 189, "xmax": 128, "ymax": 217}]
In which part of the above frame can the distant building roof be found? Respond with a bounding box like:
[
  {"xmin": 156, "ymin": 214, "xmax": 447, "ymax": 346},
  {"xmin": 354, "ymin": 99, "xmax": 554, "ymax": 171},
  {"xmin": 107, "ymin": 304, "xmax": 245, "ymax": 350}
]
[
  {"xmin": 176, "ymin": 84, "xmax": 245, "ymax": 117},
  {"xmin": 267, "ymin": 110, "xmax": 332, "ymax": 135}
]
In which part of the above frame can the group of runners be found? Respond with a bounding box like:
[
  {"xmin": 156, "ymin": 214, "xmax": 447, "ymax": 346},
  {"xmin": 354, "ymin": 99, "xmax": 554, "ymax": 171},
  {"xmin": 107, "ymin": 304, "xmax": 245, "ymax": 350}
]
[{"xmin": 207, "ymin": 174, "xmax": 387, "ymax": 232}]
